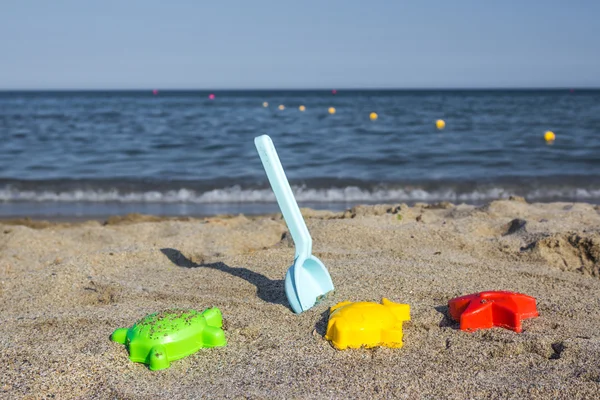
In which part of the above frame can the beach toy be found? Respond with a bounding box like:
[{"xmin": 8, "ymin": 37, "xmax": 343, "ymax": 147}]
[
  {"xmin": 370, "ymin": 112, "xmax": 378, "ymax": 121},
  {"xmin": 208, "ymin": 94, "xmax": 215, "ymax": 100},
  {"xmin": 544, "ymin": 131, "xmax": 555, "ymax": 142},
  {"xmin": 263, "ymin": 102, "xmax": 269, "ymax": 107},
  {"xmin": 448, "ymin": 291, "xmax": 538, "ymax": 333},
  {"xmin": 328, "ymin": 107, "xmax": 336, "ymax": 114},
  {"xmin": 325, "ymin": 299, "xmax": 410, "ymax": 350},
  {"xmin": 299, "ymin": 105, "xmax": 306, "ymax": 112},
  {"xmin": 254, "ymin": 135, "xmax": 334, "ymax": 314},
  {"xmin": 278, "ymin": 104, "xmax": 285, "ymax": 110},
  {"xmin": 436, "ymin": 119, "xmax": 445, "ymax": 130},
  {"xmin": 111, "ymin": 308, "xmax": 226, "ymax": 371}
]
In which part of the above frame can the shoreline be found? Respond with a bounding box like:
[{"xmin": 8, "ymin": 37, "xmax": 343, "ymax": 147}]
[{"xmin": 1, "ymin": 198, "xmax": 599, "ymax": 225}]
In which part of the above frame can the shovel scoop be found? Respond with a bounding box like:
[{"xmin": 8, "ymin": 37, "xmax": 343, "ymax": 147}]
[{"xmin": 254, "ymin": 135, "xmax": 334, "ymax": 313}]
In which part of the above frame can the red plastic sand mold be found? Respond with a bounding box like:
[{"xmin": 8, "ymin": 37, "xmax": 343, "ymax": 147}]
[{"xmin": 448, "ymin": 291, "xmax": 539, "ymax": 333}]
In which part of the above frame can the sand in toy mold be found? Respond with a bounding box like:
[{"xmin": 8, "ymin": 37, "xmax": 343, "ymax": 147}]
[{"xmin": 1, "ymin": 200, "xmax": 599, "ymax": 399}]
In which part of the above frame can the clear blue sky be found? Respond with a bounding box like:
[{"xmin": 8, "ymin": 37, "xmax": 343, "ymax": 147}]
[{"xmin": 1, "ymin": 0, "xmax": 599, "ymax": 89}]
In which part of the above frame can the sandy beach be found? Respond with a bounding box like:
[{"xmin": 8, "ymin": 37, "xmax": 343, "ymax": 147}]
[{"xmin": 1, "ymin": 198, "xmax": 599, "ymax": 399}]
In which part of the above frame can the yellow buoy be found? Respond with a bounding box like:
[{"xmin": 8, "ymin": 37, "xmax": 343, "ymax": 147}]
[
  {"xmin": 262, "ymin": 102, "xmax": 269, "ymax": 107},
  {"xmin": 544, "ymin": 131, "xmax": 555, "ymax": 142},
  {"xmin": 370, "ymin": 112, "xmax": 378, "ymax": 121},
  {"xmin": 436, "ymin": 119, "xmax": 445, "ymax": 130},
  {"xmin": 299, "ymin": 105, "xmax": 306, "ymax": 112},
  {"xmin": 278, "ymin": 104, "xmax": 285, "ymax": 111},
  {"xmin": 328, "ymin": 107, "xmax": 336, "ymax": 114}
]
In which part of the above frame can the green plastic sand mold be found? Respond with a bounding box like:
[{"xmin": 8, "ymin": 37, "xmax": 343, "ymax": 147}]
[{"xmin": 111, "ymin": 308, "xmax": 227, "ymax": 371}]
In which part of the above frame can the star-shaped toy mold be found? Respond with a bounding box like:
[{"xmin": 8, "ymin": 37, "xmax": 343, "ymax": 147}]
[{"xmin": 448, "ymin": 291, "xmax": 538, "ymax": 333}]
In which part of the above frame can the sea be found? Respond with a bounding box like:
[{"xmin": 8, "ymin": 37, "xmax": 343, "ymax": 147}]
[{"xmin": 0, "ymin": 89, "xmax": 599, "ymax": 218}]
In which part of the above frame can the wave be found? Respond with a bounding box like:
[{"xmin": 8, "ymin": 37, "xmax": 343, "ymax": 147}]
[{"xmin": 1, "ymin": 185, "xmax": 600, "ymax": 204}]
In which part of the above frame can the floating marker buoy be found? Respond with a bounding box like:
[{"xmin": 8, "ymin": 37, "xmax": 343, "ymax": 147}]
[
  {"xmin": 299, "ymin": 105, "xmax": 306, "ymax": 112},
  {"xmin": 332, "ymin": 89, "xmax": 337, "ymax": 95},
  {"xmin": 208, "ymin": 93, "xmax": 215, "ymax": 100},
  {"xmin": 278, "ymin": 105, "xmax": 285, "ymax": 110},
  {"xmin": 370, "ymin": 112, "xmax": 378, "ymax": 121},
  {"xmin": 152, "ymin": 89, "xmax": 158, "ymax": 95},
  {"xmin": 262, "ymin": 102, "xmax": 269, "ymax": 107},
  {"xmin": 544, "ymin": 131, "xmax": 555, "ymax": 142},
  {"xmin": 436, "ymin": 119, "xmax": 445, "ymax": 130},
  {"xmin": 328, "ymin": 107, "xmax": 336, "ymax": 114}
]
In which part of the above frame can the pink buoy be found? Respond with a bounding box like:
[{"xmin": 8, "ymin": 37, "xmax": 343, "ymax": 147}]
[
  {"xmin": 152, "ymin": 89, "xmax": 158, "ymax": 95},
  {"xmin": 332, "ymin": 89, "xmax": 337, "ymax": 95},
  {"xmin": 208, "ymin": 93, "xmax": 215, "ymax": 100}
]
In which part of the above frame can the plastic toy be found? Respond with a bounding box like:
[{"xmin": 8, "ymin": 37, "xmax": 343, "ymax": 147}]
[
  {"xmin": 111, "ymin": 308, "xmax": 226, "ymax": 370},
  {"xmin": 325, "ymin": 298, "xmax": 410, "ymax": 350},
  {"xmin": 448, "ymin": 291, "xmax": 538, "ymax": 333},
  {"xmin": 254, "ymin": 135, "xmax": 334, "ymax": 314}
]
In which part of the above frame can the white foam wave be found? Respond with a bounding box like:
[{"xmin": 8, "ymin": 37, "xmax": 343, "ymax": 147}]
[{"xmin": 1, "ymin": 185, "xmax": 600, "ymax": 204}]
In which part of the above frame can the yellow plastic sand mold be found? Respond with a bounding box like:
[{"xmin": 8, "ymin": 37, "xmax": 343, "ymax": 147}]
[{"xmin": 325, "ymin": 298, "xmax": 410, "ymax": 350}]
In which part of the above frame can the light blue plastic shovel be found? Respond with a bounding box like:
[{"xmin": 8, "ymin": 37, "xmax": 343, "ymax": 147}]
[{"xmin": 254, "ymin": 135, "xmax": 334, "ymax": 314}]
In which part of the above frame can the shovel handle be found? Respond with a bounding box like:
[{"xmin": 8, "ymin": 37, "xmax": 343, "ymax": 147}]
[{"xmin": 254, "ymin": 135, "xmax": 312, "ymax": 258}]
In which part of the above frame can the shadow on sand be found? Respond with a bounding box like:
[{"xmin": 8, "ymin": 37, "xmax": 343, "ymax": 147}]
[
  {"xmin": 435, "ymin": 305, "xmax": 459, "ymax": 329},
  {"xmin": 160, "ymin": 248, "xmax": 288, "ymax": 307}
]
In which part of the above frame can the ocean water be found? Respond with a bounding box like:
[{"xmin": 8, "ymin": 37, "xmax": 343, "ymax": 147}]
[{"xmin": 0, "ymin": 89, "xmax": 599, "ymax": 218}]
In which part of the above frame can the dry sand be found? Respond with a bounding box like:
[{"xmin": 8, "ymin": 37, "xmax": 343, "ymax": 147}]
[{"xmin": 1, "ymin": 199, "xmax": 599, "ymax": 399}]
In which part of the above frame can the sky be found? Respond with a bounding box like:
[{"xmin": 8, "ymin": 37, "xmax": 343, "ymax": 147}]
[{"xmin": 0, "ymin": 0, "xmax": 599, "ymax": 89}]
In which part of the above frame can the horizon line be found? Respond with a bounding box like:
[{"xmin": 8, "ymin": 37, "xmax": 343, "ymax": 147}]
[{"xmin": 0, "ymin": 87, "xmax": 598, "ymax": 92}]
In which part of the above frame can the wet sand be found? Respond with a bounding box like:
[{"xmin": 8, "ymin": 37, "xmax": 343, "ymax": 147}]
[{"xmin": 1, "ymin": 199, "xmax": 599, "ymax": 399}]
